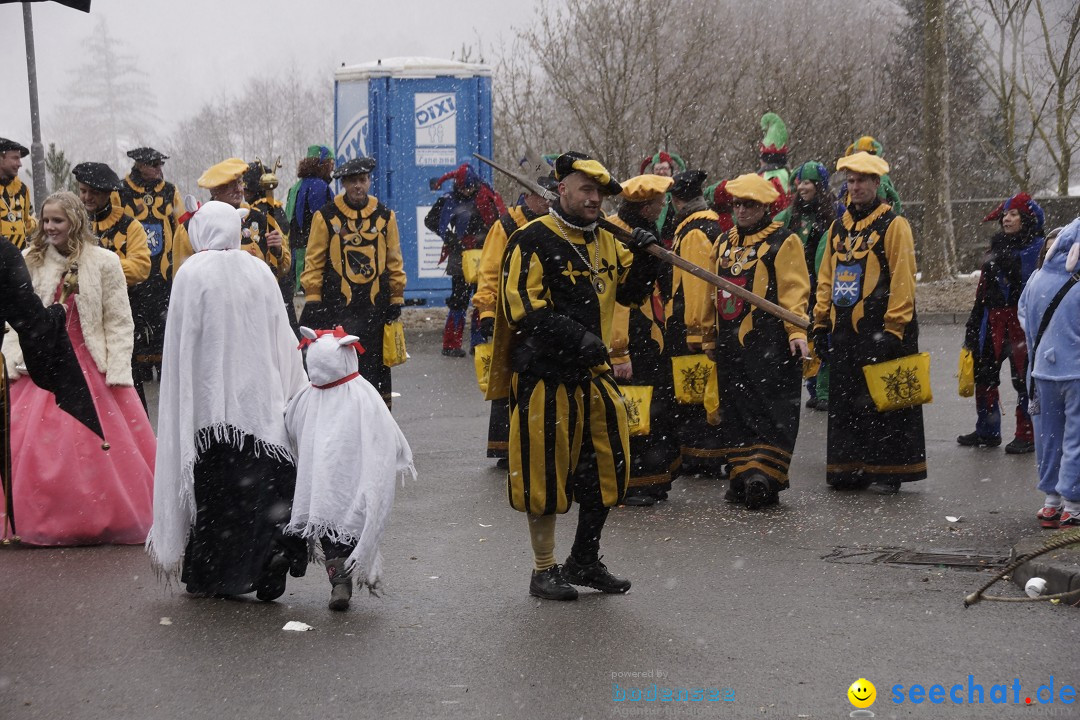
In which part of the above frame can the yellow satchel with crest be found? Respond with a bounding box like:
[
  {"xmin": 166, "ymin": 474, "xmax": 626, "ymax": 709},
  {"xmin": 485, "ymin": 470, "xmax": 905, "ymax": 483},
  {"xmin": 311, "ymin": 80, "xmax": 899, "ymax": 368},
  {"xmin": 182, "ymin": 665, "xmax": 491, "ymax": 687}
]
[
  {"xmin": 861, "ymin": 352, "xmax": 932, "ymax": 412},
  {"xmin": 382, "ymin": 321, "xmax": 407, "ymax": 367},
  {"xmin": 671, "ymin": 354, "xmax": 715, "ymax": 404},
  {"xmin": 461, "ymin": 248, "xmax": 483, "ymax": 285},
  {"xmin": 619, "ymin": 385, "xmax": 653, "ymax": 436},
  {"xmin": 474, "ymin": 342, "xmax": 493, "ymax": 394},
  {"xmin": 957, "ymin": 348, "xmax": 975, "ymax": 398}
]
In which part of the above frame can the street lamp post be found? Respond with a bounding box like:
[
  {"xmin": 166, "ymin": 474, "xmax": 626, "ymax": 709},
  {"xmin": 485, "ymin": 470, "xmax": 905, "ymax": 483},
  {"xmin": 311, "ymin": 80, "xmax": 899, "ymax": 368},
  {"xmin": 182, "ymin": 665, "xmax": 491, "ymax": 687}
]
[{"xmin": 21, "ymin": 2, "xmax": 47, "ymax": 205}]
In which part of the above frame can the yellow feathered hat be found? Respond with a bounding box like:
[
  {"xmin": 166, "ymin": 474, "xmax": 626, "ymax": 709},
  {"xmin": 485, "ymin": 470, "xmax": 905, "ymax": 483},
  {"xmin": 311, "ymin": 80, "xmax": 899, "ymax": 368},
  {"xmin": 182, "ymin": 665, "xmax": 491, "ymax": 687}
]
[
  {"xmin": 836, "ymin": 151, "xmax": 890, "ymax": 177},
  {"xmin": 725, "ymin": 173, "xmax": 780, "ymax": 204},
  {"xmin": 620, "ymin": 174, "xmax": 674, "ymax": 202},
  {"xmin": 197, "ymin": 158, "xmax": 249, "ymax": 189}
]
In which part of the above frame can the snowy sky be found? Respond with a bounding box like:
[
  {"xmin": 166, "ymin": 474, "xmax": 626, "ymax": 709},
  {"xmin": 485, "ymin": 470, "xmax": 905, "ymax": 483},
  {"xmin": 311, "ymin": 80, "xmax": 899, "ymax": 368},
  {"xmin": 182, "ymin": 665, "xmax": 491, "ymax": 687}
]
[{"xmin": 0, "ymin": 0, "xmax": 539, "ymax": 145}]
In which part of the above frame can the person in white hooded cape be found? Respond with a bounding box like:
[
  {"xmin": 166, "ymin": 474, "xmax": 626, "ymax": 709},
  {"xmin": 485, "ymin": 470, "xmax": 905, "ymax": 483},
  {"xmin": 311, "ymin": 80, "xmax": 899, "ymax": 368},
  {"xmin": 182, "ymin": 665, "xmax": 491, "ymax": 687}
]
[
  {"xmin": 285, "ymin": 326, "xmax": 415, "ymax": 609},
  {"xmin": 147, "ymin": 200, "xmax": 308, "ymax": 600}
]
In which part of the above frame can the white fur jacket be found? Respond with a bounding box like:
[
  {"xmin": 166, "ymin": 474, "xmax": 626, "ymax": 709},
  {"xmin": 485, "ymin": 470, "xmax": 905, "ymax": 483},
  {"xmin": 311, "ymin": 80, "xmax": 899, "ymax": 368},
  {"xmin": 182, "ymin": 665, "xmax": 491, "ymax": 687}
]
[{"xmin": 3, "ymin": 243, "xmax": 134, "ymax": 386}]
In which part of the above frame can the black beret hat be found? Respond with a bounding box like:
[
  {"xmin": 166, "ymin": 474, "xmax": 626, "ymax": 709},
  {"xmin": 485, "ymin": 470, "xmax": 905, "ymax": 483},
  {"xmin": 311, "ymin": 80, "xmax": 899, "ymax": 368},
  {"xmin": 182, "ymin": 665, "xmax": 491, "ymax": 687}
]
[
  {"xmin": 72, "ymin": 162, "xmax": 121, "ymax": 191},
  {"xmin": 553, "ymin": 151, "xmax": 622, "ymax": 195},
  {"xmin": 126, "ymin": 147, "xmax": 168, "ymax": 164},
  {"xmin": 671, "ymin": 169, "xmax": 709, "ymax": 200},
  {"xmin": 332, "ymin": 156, "xmax": 376, "ymax": 179},
  {"xmin": 0, "ymin": 137, "xmax": 30, "ymax": 157}
]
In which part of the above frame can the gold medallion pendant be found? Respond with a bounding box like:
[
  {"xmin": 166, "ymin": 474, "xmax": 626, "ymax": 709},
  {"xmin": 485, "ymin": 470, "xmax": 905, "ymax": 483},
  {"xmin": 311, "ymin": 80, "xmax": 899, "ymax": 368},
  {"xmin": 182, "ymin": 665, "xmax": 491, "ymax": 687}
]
[
  {"xmin": 730, "ymin": 263, "xmax": 742, "ymax": 276},
  {"xmin": 143, "ymin": 194, "xmax": 154, "ymax": 207},
  {"xmin": 593, "ymin": 277, "xmax": 606, "ymax": 294}
]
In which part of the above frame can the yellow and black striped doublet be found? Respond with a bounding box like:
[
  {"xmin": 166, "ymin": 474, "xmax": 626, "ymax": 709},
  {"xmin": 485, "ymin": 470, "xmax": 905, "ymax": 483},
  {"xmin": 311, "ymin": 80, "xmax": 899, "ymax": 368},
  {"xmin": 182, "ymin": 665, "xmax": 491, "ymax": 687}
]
[
  {"xmin": 508, "ymin": 371, "xmax": 628, "ymax": 514},
  {"xmin": 500, "ymin": 212, "xmax": 658, "ymax": 515}
]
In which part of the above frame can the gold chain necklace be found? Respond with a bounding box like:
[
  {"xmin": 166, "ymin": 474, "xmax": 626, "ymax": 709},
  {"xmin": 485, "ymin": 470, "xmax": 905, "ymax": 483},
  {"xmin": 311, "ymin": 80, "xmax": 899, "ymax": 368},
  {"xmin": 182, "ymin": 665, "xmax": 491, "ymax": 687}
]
[{"xmin": 552, "ymin": 214, "xmax": 606, "ymax": 294}]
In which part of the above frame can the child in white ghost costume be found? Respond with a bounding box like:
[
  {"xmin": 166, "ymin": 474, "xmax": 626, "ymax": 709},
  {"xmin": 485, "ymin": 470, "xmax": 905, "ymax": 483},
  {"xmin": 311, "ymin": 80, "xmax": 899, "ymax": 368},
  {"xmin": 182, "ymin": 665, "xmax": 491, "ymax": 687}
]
[{"xmin": 285, "ymin": 326, "xmax": 415, "ymax": 610}]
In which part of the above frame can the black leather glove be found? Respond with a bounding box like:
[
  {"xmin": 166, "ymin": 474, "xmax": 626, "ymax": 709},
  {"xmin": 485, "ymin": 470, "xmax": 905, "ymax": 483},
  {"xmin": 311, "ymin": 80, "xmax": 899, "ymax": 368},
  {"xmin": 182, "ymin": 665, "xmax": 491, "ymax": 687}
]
[
  {"xmin": 384, "ymin": 303, "xmax": 402, "ymax": 323},
  {"xmin": 624, "ymin": 227, "xmax": 659, "ymax": 251},
  {"xmin": 579, "ymin": 330, "xmax": 610, "ymax": 367},
  {"xmin": 870, "ymin": 331, "xmax": 904, "ymax": 363},
  {"xmin": 479, "ymin": 316, "xmax": 495, "ymax": 341},
  {"xmin": 299, "ymin": 301, "xmax": 326, "ymax": 329},
  {"xmin": 811, "ymin": 328, "xmax": 829, "ymax": 362}
]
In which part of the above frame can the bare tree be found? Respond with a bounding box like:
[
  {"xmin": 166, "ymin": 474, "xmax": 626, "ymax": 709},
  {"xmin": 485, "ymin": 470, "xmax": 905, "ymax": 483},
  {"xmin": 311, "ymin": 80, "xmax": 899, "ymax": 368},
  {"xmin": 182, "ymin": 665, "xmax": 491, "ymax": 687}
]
[
  {"xmin": 922, "ymin": 0, "xmax": 960, "ymax": 280},
  {"xmin": 46, "ymin": 18, "xmax": 158, "ymax": 171},
  {"xmin": 1028, "ymin": 0, "xmax": 1080, "ymax": 194}
]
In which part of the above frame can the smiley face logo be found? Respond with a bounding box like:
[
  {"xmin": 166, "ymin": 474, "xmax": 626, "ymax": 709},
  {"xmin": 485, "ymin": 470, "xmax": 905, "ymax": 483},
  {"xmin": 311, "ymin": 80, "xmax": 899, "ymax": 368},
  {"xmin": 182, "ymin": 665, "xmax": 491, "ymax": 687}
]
[{"xmin": 847, "ymin": 678, "xmax": 876, "ymax": 709}]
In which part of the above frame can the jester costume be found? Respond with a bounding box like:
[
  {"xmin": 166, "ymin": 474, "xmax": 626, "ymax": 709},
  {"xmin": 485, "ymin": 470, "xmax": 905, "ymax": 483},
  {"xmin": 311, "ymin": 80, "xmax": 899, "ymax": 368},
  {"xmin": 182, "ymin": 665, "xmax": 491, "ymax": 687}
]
[
  {"xmin": 813, "ymin": 157, "xmax": 925, "ymax": 490},
  {"xmin": 0, "ymin": 138, "xmax": 35, "ymax": 250},
  {"xmin": 424, "ymin": 163, "xmax": 504, "ymax": 355},
  {"xmin": 960, "ymin": 193, "xmax": 1044, "ymax": 452},
  {"xmin": 700, "ymin": 180, "xmax": 810, "ymax": 508}
]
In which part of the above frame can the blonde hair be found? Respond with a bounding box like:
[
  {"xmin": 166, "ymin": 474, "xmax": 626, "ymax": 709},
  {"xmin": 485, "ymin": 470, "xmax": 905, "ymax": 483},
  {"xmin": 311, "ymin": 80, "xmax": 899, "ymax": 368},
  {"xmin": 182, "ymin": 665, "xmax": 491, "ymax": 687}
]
[{"xmin": 25, "ymin": 191, "xmax": 97, "ymax": 268}]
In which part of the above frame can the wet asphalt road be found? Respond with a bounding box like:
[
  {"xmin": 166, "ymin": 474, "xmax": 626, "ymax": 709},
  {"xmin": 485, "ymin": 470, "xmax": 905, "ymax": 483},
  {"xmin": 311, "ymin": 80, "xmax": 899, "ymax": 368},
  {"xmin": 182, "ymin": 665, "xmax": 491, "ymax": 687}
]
[{"xmin": 1, "ymin": 321, "xmax": 1076, "ymax": 720}]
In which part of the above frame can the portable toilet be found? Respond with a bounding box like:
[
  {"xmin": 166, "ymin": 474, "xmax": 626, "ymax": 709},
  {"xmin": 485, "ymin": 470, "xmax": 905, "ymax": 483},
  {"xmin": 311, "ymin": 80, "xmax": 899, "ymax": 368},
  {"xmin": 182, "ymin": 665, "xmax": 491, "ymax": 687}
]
[{"xmin": 333, "ymin": 57, "xmax": 494, "ymax": 306}]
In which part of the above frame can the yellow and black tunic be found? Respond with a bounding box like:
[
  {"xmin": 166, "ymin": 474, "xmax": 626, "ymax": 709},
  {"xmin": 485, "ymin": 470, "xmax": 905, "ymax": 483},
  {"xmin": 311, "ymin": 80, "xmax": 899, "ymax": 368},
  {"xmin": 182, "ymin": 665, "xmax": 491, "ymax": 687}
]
[
  {"xmin": 91, "ymin": 199, "xmax": 150, "ymax": 287},
  {"xmin": 606, "ymin": 211, "xmax": 679, "ymax": 496},
  {"xmin": 701, "ymin": 219, "xmax": 809, "ymax": 490},
  {"xmin": 497, "ymin": 211, "xmax": 658, "ymax": 515},
  {"xmin": 813, "ymin": 199, "xmax": 925, "ymax": 486},
  {"xmin": 302, "ymin": 194, "xmax": 405, "ymax": 403},
  {"xmin": 0, "ymin": 177, "xmax": 36, "ymax": 250},
  {"xmin": 665, "ymin": 206, "xmax": 725, "ymax": 474},
  {"xmin": 118, "ymin": 175, "xmax": 182, "ymax": 281},
  {"xmin": 118, "ymin": 175, "xmax": 182, "ymax": 371},
  {"xmin": 472, "ymin": 204, "xmax": 544, "ymax": 459}
]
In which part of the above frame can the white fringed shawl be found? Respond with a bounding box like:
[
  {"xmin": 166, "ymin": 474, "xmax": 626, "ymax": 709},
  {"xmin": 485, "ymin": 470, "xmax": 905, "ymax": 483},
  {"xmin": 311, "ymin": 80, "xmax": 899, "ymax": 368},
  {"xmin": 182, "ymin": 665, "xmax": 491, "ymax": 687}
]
[
  {"xmin": 146, "ymin": 201, "xmax": 308, "ymax": 580},
  {"xmin": 284, "ymin": 330, "xmax": 415, "ymax": 591}
]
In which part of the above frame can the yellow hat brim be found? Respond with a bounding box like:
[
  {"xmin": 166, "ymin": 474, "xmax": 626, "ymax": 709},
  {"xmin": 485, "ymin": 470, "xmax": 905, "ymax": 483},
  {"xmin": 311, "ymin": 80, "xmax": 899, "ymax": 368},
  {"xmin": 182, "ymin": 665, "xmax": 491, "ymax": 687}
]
[
  {"xmin": 620, "ymin": 174, "xmax": 675, "ymax": 202},
  {"xmin": 836, "ymin": 151, "xmax": 889, "ymax": 177},
  {"xmin": 725, "ymin": 173, "xmax": 779, "ymax": 204},
  {"xmin": 197, "ymin": 157, "xmax": 249, "ymax": 189}
]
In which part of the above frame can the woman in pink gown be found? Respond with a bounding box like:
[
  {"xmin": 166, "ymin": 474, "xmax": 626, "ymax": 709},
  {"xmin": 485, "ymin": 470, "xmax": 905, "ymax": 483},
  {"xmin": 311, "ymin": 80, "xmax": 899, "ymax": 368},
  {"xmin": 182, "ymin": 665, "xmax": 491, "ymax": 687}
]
[{"xmin": 2, "ymin": 191, "xmax": 154, "ymax": 546}]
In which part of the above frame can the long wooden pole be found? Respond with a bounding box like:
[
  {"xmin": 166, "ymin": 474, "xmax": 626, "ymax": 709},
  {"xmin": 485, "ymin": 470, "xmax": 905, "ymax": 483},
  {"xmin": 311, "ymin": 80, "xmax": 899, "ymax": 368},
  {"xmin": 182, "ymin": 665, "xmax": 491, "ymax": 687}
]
[{"xmin": 473, "ymin": 153, "xmax": 810, "ymax": 331}]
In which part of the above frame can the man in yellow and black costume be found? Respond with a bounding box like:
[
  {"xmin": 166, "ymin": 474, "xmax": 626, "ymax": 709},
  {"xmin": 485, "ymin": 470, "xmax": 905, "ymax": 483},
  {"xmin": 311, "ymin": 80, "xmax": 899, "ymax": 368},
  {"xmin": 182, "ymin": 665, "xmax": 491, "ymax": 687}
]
[
  {"xmin": 700, "ymin": 173, "xmax": 810, "ymax": 510},
  {"xmin": 300, "ymin": 156, "xmax": 405, "ymax": 407},
  {"xmin": 811, "ymin": 152, "xmax": 925, "ymax": 493},
  {"xmin": 605, "ymin": 173, "xmax": 679, "ymax": 507},
  {"xmin": 74, "ymin": 161, "xmax": 153, "ymax": 405},
  {"xmin": 244, "ymin": 159, "xmax": 300, "ymax": 335},
  {"xmin": 473, "ymin": 171, "xmax": 554, "ymax": 467},
  {"xmin": 488, "ymin": 151, "xmax": 660, "ymax": 601},
  {"xmin": 74, "ymin": 162, "xmax": 150, "ymax": 287},
  {"xmin": 0, "ymin": 138, "xmax": 36, "ymax": 250},
  {"xmin": 665, "ymin": 169, "xmax": 726, "ymax": 477},
  {"xmin": 117, "ymin": 147, "xmax": 183, "ymax": 383}
]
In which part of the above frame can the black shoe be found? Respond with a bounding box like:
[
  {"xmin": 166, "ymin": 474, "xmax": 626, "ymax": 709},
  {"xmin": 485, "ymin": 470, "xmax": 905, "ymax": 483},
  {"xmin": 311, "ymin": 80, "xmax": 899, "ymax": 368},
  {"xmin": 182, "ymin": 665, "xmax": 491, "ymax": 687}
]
[
  {"xmin": 723, "ymin": 480, "xmax": 745, "ymax": 504},
  {"xmin": 1005, "ymin": 438, "xmax": 1035, "ymax": 454},
  {"xmin": 495, "ymin": 458, "xmax": 509, "ymax": 469},
  {"xmin": 869, "ymin": 479, "xmax": 901, "ymax": 495},
  {"xmin": 814, "ymin": 398, "xmax": 828, "ymax": 412},
  {"xmin": 957, "ymin": 431, "xmax": 1001, "ymax": 448},
  {"xmin": 441, "ymin": 348, "xmax": 467, "ymax": 358},
  {"xmin": 805, "ymin": 397, "xmax": 818, "ymax": 410},
  {"xmin": 622, "ymin": 492, "xmax": 657, "ymax": 507},
  {"xmin": 255, "ymin": 553, "xmax": 290, "ymax": 602},
  {"xmin": 744, "ymin": 474, "xmax": 779, "ymax": 510},
  {"xmin": 529, "ymin": 565, "xmax": 578, "ymax": 601},
  {"xmin": 562, "ymin": 555, "xmax": 631, "ymax": 594}
]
